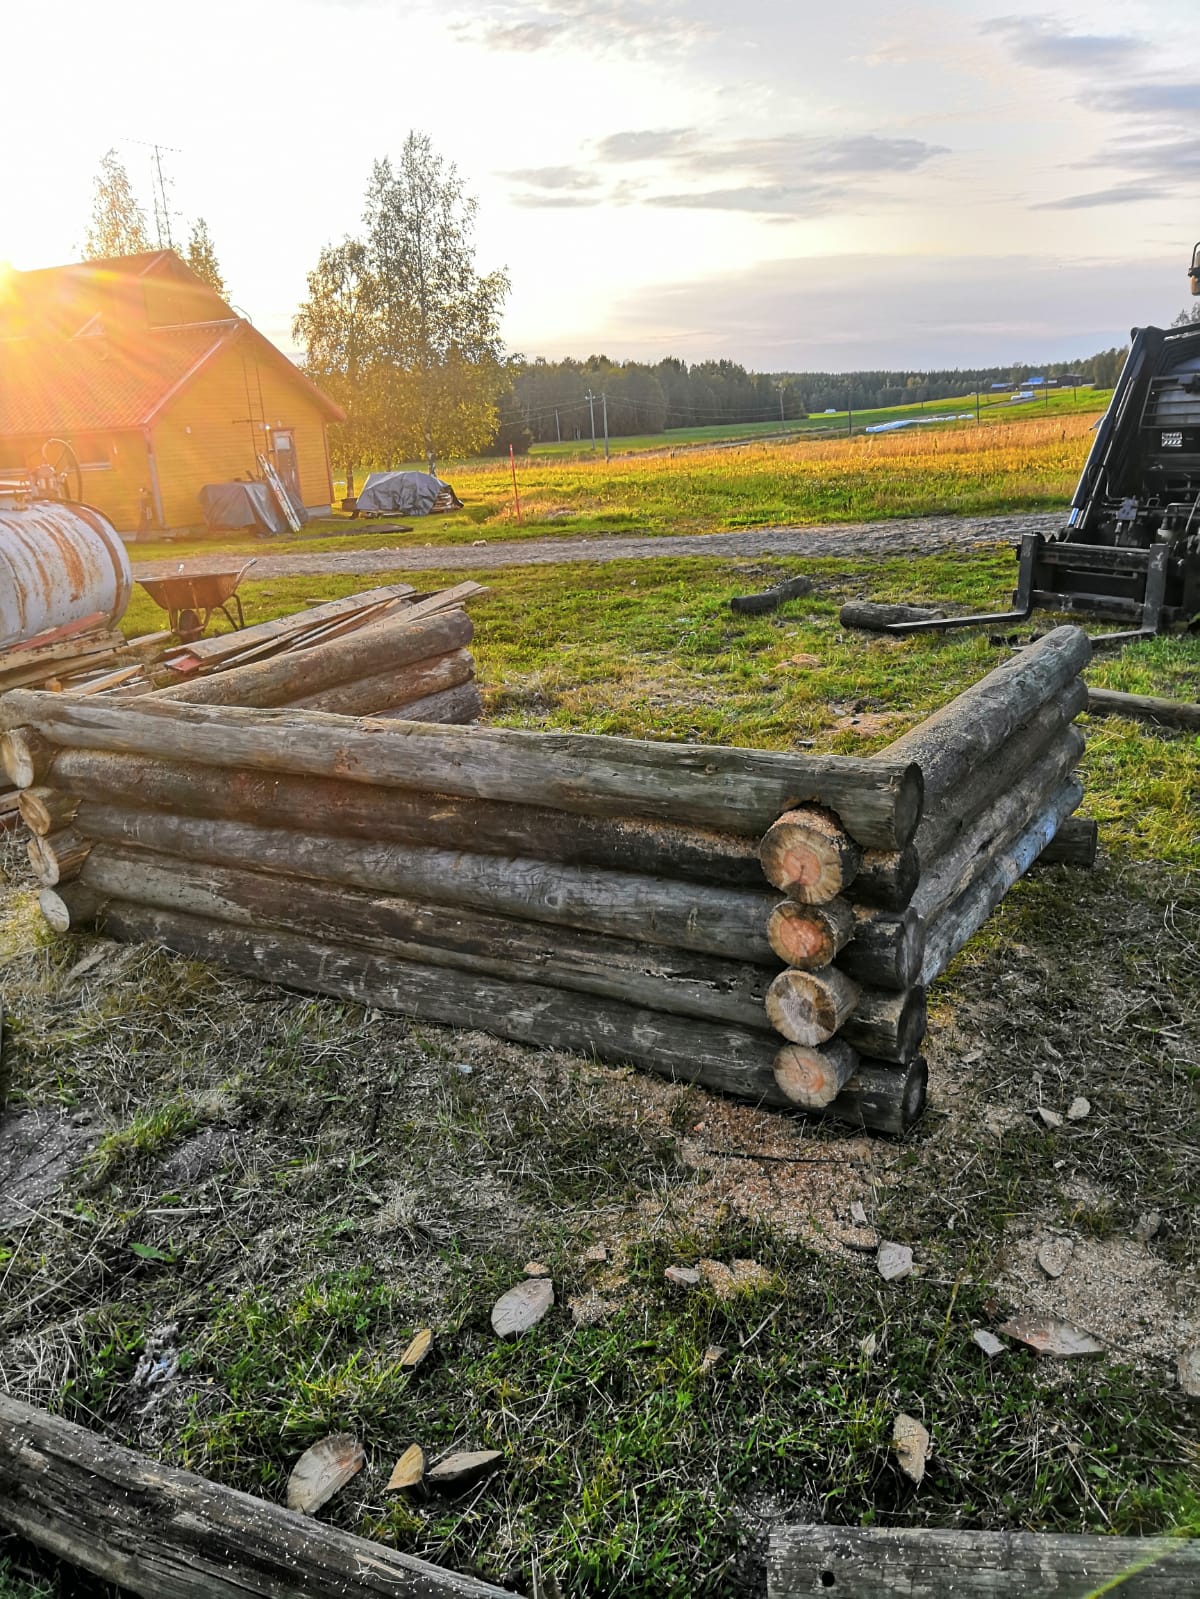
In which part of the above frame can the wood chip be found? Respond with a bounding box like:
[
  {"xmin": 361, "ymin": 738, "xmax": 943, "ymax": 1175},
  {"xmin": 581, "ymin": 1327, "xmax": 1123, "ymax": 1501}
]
[
  {"xmin": 850, "ymin": 1200, "xmax": 870, "ymax": 1226},
  {"xmin": 997, "ymin": 1315, "xmax": 1104, "ymax": 1357},
  {"xmin": 426, "ymin": 1449, "xmax": 502, "ymax": 1488},
  {"xmin": 523, "ymin": 1260, "xmax": 551, "ymax": 1277},
  {"xmin": 833, "ymin": 1225, "xmax": 879, "ymax": 1254},
  {"xmin": 385, "ymin": 1444, "xmax": 425, "ymax": 1491},
  {"xmin": 1177, "ymin": 1344, "xmax": 1200, "ymax": 1397},
  {"xmin": 972, "ymin": 1329, "xmax": 1007, "ymax": 1358},
  {"xmin": 491, "ymin": 1276, "xmax": 554, "ymax": 1338},
  {"xmin": 1037, "ymin": 1237, "xmax": 1074, "ymax": 1280},
  {"xmin": 787, "ymin": 653, "xmax": 822, "ymax": 667},
  {"xmin": 664, "ymin": 1265, "xmax": 700, "ymax": 1288},
  {"xmin": 700, "ymin": 1344, "xmax": 726, "ymax": 1374},
  {"xmin": 286, "ymin": 1433, "xmax": 365, "ymax": 1514},
  {"xmin": 399, "ymin": 1328, "xmax": 434, "ymax": 1371},
  {"xmin": 892, "ymin": 1413, "xmax": 930, "ymax": 1484},
  {"xmin": 877, "ymin": 1242, "xmax": 913, "ymax": 1282},
  {"xmin": 1133, "ymin": 1211, "xmax": 1162, "ymax": 1244},
  {"xmin": 1066, "ymin": 1096, "xmax": 1091, "ymax": 1121},
  {"xmin": 582, "ymin": 1244, "xmax": 609, "ymax": 1264}
]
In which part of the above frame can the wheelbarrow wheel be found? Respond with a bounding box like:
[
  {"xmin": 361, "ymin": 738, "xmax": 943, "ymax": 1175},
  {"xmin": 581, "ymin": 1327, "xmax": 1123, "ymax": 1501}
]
[{"xmin": 176, "ymin": 607, "xmax": 204, "ymax": 643}]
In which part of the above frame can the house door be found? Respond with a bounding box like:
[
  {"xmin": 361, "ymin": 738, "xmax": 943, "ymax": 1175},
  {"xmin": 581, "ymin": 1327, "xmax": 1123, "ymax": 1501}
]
[{"xmin": 271, "ymin": 430, "xmax": 301, "ymax": 503}]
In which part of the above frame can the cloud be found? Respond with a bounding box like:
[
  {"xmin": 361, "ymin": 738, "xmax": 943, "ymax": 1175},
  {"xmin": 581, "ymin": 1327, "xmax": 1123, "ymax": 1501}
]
[
  {"xmin": 1031, "ymin": 182, "xmax": 1167, "ymax": 211},
  {"xmin": 595, "ymin": 128, "xmax": 695, "ymax": 162},
  {"xmin": 1106, "ymin": 82, "xmax": 1200, "ymax": 115},
  {"xmin": 457, "ymin": 0, "xmax": 705, "ymax": 55},
  {"xmin": 982, "ymin": 15, "xmax": 1145, "ymax": 71},
  {"xmin": 502, "ymin": 165, "xmax": 602, "ymax": 191},
  {"xmin": 653, "ymin": 183, "xmax": 845, "ymax": 215}
]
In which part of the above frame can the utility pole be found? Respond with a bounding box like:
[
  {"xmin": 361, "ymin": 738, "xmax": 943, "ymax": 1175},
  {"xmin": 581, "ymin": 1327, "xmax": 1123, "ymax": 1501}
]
[
  {"xmin": 778, "ymin": 383, "xmax": 786, "ymax": 425},
  {"xmin": 585, "ymin": 390, "xmax": 597, "ymax": 451},
  {"xmin": 554, "ymin": 408, "xmax": 561, "ymax": 443},
  {"xmin": 847, "ymin": 388, "xmax": 853, "ymax": 438},
  {"xmin": 975, "ymin": 387, "xmax": 981, "ymax": 424},
  {"xmin": 602, "ymin": 392, "xmax": 610, "ymax": 461}
]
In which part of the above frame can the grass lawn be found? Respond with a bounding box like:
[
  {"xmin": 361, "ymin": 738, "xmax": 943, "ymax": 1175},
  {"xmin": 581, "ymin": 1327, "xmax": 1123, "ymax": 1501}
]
[
  {"xmin": 127, "ymin": 408, "xmax": 1104, "ymax": 567},
  {"xmin": 1, "ymin": 551, "xmax": 1196, "ymax": 1597}
]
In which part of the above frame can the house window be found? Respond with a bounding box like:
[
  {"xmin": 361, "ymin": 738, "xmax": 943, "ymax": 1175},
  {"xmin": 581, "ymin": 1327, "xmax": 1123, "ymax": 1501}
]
[{"xmin": 72, "ymin": 435, "xmax": 112, "ymax": 471}]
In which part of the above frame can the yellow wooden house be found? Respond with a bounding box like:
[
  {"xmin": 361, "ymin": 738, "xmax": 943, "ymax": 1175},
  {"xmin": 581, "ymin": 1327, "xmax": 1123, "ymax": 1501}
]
[{"xmin": 0, "ymin": 251, "xmax": 344, "ymax": 535}]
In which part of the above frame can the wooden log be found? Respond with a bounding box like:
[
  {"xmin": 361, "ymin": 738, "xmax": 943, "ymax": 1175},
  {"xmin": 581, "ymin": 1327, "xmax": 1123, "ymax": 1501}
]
[
  {"xmin": 77, "ymin": 845, "xmax": 780, "ymax": 1029},
  {"xmin": 766, "ymin": 897, "xmax": 856, "ymax": 969},
  {"xmin": 729, "ymin": 574, "xmax": 813, "ymax": 614},
  {"xmin": 910, "ymin": 727, "xmax": 1085, "ymax": 924},
  {"xmin": 915, "ymin": 678, "xmax": 1088, "ymax": 862},
  {"xmin": 838, "ymin": 906, "xmax": 925, "ymax": 991},
  {"xmin": 920, "ymin": 778, "xmax": 1084, "ymax": 986},
  {"xmin": 759, "ymin": 807, "xmax": 863, "ymax": 902},
  {"xmin": 767, "ymin": 1522, "xmax": 1200, "ymax": 1598},
  {"xmin": 44, "ymin": 750, "xmax": 767, "ymax": 889},
  {"xmin": 1, "ymin": 691, "xmax": 924, "ymax": 846},
  {"xmin": 839, "ymin": 985, "xmax": 927, "ymax": 1065},
  {"xmin": 85, "ymin": 899, "xmax": 921, "ymax": 1131},
  {"xmin": 0, "ymin": 1392, "xmax": 513, "ymax": 1599},
  {"xmin": 288, "ymin": 647, "xmax": 473, "ymax": 715},
  {"xmin": 26, "ymin": 828, "xmax": 91, "ymax": 887},
  {"xmin": 881, "ymin": 626, "xmax": 1090, "ymax": 809},
  {"xmin": 851, "ymin": 844, "xmax": 920, "ymax": 911},
  {"xmin": 1087, "ymin": 685, "xmax": 1200, "ymax": 730},
  {"xmin": 37, "ymin": 882, "xmax": 103, "ymax": 933},
  {"xmin": 16, "ymin": 785, "xmax": 80, "ymax": 837},
  {"xmin": 162, "ymin": 583, "xmax": 417, "ymax": 668},
  {"xmin": 765, "ymin": 967, "xmax": 861, "ymax": 1045},
  {"xmin": 73, "ymin": 803, "xmax": 782, "ymax": 964},
  {"xmin": 823, "ymin": 1057, "xmax": 927, "ymax": 1137},
  {"xmin": 0, "ymin": 727, "xmax": 53, "ymax": 789},
  {"xmin": 377, "ymin": 682, "xmax": 483, "ymax": 725},
  {"xmin": 839, "ymin": 601, "xmax": 945, "ymax": 629},
  {"xmin": 773, "ymin": 1037, "xmax": 860, "ymax": 1109},
  {"xmin": 154, "ymin": 608, "xmax": 474, "ymax": 708},
  {"xmin": 1036, "ymin": 814, "xmax": 1097, "ymax": 868}
]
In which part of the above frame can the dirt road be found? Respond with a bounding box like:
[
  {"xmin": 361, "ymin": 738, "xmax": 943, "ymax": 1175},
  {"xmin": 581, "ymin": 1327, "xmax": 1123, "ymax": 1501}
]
[{"xmin": 133, "ymin": 510, "xmax": 1064, "ymax": 581}]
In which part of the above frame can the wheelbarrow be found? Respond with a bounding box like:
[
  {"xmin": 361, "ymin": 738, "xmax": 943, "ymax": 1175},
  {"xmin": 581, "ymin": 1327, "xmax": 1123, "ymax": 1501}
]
[{"xmin": 137, "ymin": 559, "xmax": 257, "ymax": 643}]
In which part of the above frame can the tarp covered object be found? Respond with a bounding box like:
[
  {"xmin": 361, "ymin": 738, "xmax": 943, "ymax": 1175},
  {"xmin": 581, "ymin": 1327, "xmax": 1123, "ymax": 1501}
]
[
  {"xmin": 199, "ymin": 482, "xmax": 289, "ymax": 535},
  {"xmin": 356, "ymin": 471, "xmax": 463, "ymax": 516}
]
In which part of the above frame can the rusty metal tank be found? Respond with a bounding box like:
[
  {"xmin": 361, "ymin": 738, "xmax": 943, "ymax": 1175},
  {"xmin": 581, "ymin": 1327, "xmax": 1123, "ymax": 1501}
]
[{"xmin": 0, "ymin": 500, "xmax": 133, "ymax": 651}]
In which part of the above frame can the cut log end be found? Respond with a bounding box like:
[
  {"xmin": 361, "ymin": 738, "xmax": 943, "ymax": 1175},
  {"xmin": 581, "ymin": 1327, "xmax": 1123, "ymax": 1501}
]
[
  {"xmin": 765, "ymin": 965, "xmax": 861, "ymax": 1046},
  {"xmin": 0, "ymin": 727, "xmax": 51, "ymax": 790},
  {"xmin": 38, "ymin": 883, "xmax": 103, "ymax": 934},
  {"xmin": 759, "ymin": 807, "xmax": 863, "ymax": 903},
  {"xmin": 766, "ymin": 898, "xmax": 855, "ymax": 969},
  {"xmin": 825, "ymin": 1057, "xmax": 928, "ymax": 1137},
  {"xmin": 774, "ymin": 1037, "xmax": 859, "ymax": 1109}
]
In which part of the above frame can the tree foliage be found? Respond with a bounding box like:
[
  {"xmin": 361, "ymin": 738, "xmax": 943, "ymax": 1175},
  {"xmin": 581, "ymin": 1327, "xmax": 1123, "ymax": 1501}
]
[
  {"xmin": 83, "ymin": 150, "xmax": 151, "ymax": 260},
  {"xmin": 294, "ymin": 133, "xmax": 509, "ymax": 483},
  {"xmin": 185, "ymin": 218, "xmax": 228, "ymax": 300}
]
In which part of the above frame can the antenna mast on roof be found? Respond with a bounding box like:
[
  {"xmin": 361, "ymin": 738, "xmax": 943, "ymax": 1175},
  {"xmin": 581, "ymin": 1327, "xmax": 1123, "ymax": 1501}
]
[{"xmin": 122, "ymin": 137, "xmax": 182, "ymax": 250}]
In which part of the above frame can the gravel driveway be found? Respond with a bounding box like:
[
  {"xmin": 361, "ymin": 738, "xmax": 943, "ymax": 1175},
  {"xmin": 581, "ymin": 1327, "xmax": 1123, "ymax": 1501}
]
[{"xmin": 132, "ymin": 510, "xmax": 1064, "ymax": 582}]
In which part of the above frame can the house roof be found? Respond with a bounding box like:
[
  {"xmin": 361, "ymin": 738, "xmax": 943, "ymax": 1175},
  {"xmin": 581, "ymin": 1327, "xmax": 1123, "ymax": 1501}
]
[{"xmin": 0, "ymin": 252, "xmax": 345, "ymax": 437}]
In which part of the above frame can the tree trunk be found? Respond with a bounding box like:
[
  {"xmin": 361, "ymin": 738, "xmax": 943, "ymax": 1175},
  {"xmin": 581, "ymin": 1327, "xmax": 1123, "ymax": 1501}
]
[
  {"xmin": 765, "ymin": 967, "xmax": 861, "ymax": 1045},
  {"xmin": 758, "ymin": 807, "xmax": 863, "ymax": 901},
  {"xmin": 822, "ymin": 1057, "xmax": 927, "ymax": 1137},
  {"xmin": 0, "ymin": 1393, "xmax": 514, "ymax": 1599},
  {"xmin": 773, "ymin": 1037, "xmax": 859, "ymax": 1109},
  {"xmin": 839, "ymin": 601, "xmax": 945, "ymax": 629},
  {"xmin": 852, "ymin": 845, "xmax": 920, "ymax": 911},
  {"xmin": 44, "ymin": 749, "xmax": 768, "ymax": 889},
  {"xmin": 73, "ymin": 803, "xmax": 782, "ymax": 964},
  {"xmin": 1, "ymin": 691, "xmax": 923, "ymax": 845},
  {"xmin": 287, "ymin": 648, "xmax": 473, "ymax": 715},
  {"xmin": 1086, "ymin": 686, "xmax": 1200, "ymax": 730},
  {"xmin": 1036, "ymin": 814, "xmax": 1097, "ymax": 868},
  {"xmin": 838, "ymin": 985, "xmax": 927, "ymax": 1064},
  {"xmin": 376, "ymin": 682, "xmax": 482, "ymax": 725},
  {"xmin": 768, "ymin": 1523, "xmax": 1199, "ymax": 1598},
  {"xmin": 838, "ymin": 907, "xmax": 925, "ymax": 991}
]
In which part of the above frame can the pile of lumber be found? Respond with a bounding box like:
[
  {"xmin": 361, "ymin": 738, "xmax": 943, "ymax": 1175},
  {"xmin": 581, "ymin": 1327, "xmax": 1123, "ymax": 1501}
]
[{"xmin": 0, "ymin": 627, "xmax": 1092, "ymax": 1137}]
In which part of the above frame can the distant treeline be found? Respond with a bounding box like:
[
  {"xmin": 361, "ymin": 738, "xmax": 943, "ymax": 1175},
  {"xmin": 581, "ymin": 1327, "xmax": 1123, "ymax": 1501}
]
[{"xmin": 488, "ymin": 347, "xmax": 1129, "ymax": 452}]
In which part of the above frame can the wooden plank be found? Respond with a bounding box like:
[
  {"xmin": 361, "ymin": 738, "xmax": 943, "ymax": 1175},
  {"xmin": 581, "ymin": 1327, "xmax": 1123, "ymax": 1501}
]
[
  {"xmin": 0, "ymin": 1392, "xmax": 513, "ymax": 1599},
  {"xmin": 3, "ymin": 691, "xmax": 923, "ymax": 846},
  {"xmin": 164, "ymin": 584, "xmax": 417, "ymax": 668},
  {"xmin": 768, "ymin": 1523, "xmax": 1200, "ymax": 1598},
  {"xmin": 63, "ymin": 665, "xmax": 144, "ymax": 697}
]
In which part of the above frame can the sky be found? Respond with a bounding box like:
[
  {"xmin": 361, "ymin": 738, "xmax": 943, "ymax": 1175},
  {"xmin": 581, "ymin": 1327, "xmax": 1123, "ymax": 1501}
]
[{"xmin": 1, "ymin": 0, "xmax": 1197, "ymax": 371}]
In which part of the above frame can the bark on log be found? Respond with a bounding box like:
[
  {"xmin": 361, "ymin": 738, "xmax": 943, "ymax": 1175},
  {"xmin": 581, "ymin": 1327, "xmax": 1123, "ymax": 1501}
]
[
  {"xmin": 766, "ymin": 898, "xmax": 856, "ymax": 968},
  {"xmin": 838, "ymin": 985, "xmax": 927, "ymax": 1064},
  {"xmin": 45, "ymin": 748, "xmax": 768, "ymax": 889},
  {"xmin": 288, "ymin": 647, "xmax": 473, "ymax": 715},
  {"xmin": 839, "ymin": 601, "xmax": 945, "ymax": 629},
  {"xmin": 881, "ymin": 626, "xmax": 1090, "ymax": 809},
  {"xmin": 16, "ymin": 785, "xmax": 80, "ymax": 837},
  {"xmin": 765, "ymin": 967, "xmax": 861, "ymax": 1045},
  {"xmin": 838, "ymin": 907, "xmax": 925, "ymax": 992},
  {"xmin": 26, "ymin": 828, "xmax": 91, "ymax": 887},
  {"xmin": 914, "ymin": 678, "xmax": 1088, "ymax": 863},
  {"xmin": 851, "ymin": 845, "xmax": 920, "ymax": 911},
  {"xmin": 1087, "ymin": 685, "xmax": 1200, "ymax": 730},
  {"xmin": 773, "ymin": 1037, "xmax": 860, "ymax": 1109},
  {"xmin": 37, "ymin": 882, "xmax": 103, "ymax": 933},
  {"xmin": 823, "ymin": 1057, "xmax": 927, "ymax": 1137},
  {"xmin": 767, "ymin": 1522, "xmax": 1200, "ymax": 1598},
  {"xmin": 76, "ymin": 845, "xmax": 780, "ymax": 1030},
  {"xmin": 0, "ymin": 727, "xmax": 52, "ymax": 789},
  {"xmin": 376, "ymin": 682, "xmax": 483, "ymax": 725},
  {"xmin": 2, "ymin": 691, "xmax": 923, "ymax": 846},
  {"xmin": 759, "ymin": 807, "xmax": 863, "ymax": 901},
  {"xmin": 73, "ymin": 803, "xmax": 781, "ymax": 964},
  {"xmin": 730, "ymin": 575, "xmax": 813, "ymax": 615},
  {"xmin": 920, "ymin": 778, "xmax": 1084, "ymax": 986},
  {"xmin": 0, "ymin": 1393, "xmax": 514, "ymax": 1599},
  {"xmin": 154, "ymin": 609, "xmax": 474, "ymax": 708},
  {"xmin": 910, "ymin": 727, "xmax": 1084, "ymax": 924},
  {"xmin": 1036, "ymin": 814, "xmax": 1097, "ymax": 868}
]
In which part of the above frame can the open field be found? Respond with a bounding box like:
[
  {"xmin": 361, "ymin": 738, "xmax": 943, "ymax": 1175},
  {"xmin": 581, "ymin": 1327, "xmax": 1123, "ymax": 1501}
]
[
  {"xmin": 128, "ymin": 409, "xmax": 1105, "ymax": 567},
  {"xmin": 1, "ymin": 551, "xmax": 1196, "ymax": 1597}
]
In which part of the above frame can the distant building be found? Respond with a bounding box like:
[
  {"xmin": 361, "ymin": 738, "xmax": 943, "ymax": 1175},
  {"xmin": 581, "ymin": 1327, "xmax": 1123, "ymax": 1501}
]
[{"xmin": 0, "ymin": 251, "xmax": 345, "ymax": 534}]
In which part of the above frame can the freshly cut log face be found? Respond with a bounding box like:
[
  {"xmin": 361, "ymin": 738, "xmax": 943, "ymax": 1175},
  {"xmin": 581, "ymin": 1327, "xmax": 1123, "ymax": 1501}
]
[
  {"xmin": 0, "ymin": 727, "xmax": 51, "ymax": 790},
  {"xmin": 765, "ymin": 966, "xmax": 861, "ymax": 1045},
  {"xmin": 773, "ymin": 1037, "xmax": 859, "ymax": 1109},
  {"xmin": 286, "ymin": 1434, "xmax": 365, "ymax": 1515},
  {"xmin": 759, "ymin": 807, "xmax": 863, "ymax": 902},
  {"xmin": 766, "ymin": 898, "xmax": 855, "ymax": 969}
]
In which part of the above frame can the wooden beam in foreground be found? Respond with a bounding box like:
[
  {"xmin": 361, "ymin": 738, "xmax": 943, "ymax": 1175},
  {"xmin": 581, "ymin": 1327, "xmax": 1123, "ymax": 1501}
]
[{"xmin": 0, "ymin": 1393, "xmax": 513, "ymax": 1599}]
